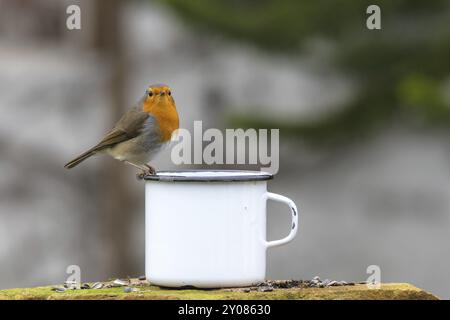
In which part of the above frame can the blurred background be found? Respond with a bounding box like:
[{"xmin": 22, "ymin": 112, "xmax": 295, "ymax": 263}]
[{"xmin": 1, "ymin": 0, "xmax": 450, "ymax": 298}]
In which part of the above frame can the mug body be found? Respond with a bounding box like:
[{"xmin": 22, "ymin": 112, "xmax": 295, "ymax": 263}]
[{"xmin": 145, "ymin": 171, "xmax": 271, "ymax": 288}]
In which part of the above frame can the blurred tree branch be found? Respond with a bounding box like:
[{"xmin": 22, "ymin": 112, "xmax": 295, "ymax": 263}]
[
  {"xmin": 161, "ymin": 0, "xmax": 450, "ymax": 145},
  {"xmin": 91, "ymin": 0, "xmax": 138, "ymax": 277}
]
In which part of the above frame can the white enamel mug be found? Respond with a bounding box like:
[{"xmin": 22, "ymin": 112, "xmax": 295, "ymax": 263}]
[{"xmin": 144, "ymin": 170, "xmax": 299, "ymax": 288}]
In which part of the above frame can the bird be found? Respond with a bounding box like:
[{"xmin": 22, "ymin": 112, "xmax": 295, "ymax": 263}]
[{"xmin": 64, "ymin": 84, "xmax": 179, "ymax": 178}]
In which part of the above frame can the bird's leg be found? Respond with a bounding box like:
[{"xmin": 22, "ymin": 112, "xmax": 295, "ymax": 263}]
[
  {"xmin": 123, "ymin": 160, "xmax": 147, "ymax": 171},
  {"xmin": 123, "ymin": 161, "xmax": 149, "ymax": 180}
]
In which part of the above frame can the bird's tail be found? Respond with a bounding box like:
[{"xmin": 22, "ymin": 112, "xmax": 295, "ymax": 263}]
[{"xmin": 64, "ymin": 150, "xmax": 96, "ymax": 169}]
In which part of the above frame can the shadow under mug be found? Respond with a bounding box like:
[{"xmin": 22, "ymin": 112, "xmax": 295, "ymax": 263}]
[{"xmin": 144, "ymin": 170, "xmax": 299, "ymax": 288}]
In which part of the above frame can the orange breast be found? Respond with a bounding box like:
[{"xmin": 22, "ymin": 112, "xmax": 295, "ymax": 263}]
[{"xmin": 143, "ymin": 98, "xmax": 179, "ymax": 142}]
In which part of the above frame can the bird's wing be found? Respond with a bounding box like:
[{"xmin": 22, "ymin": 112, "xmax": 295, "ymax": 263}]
[{"xmin": 91, "ymin": 107, "xmax": 151, "ymax": 151}]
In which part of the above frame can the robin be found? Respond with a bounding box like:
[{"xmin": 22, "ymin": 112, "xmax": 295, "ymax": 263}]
[{"xmin": 64, "ymin": 84, "xmax": 179, "ymax": 178}]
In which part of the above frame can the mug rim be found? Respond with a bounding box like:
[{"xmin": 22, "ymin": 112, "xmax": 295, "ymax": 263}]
[{"xmin": 143, "ymin": 170, "xmax": 273, "ymax": 182}]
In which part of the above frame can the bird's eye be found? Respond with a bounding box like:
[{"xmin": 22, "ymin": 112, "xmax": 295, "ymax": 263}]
[
  {"xmin": 168, "ymin": 91, "xmax": 171, "ymax": 96},
  {"xmin": 148, "ymin": 91, "xmax": 153, "ymax": 97}
]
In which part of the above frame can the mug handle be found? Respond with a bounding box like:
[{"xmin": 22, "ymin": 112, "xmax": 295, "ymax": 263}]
[{"xmin": 264, "ymin": 192, "xmax": 299, "ymax": 249}]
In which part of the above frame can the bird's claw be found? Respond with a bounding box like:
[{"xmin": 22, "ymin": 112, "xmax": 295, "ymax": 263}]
[
  {"xmin": 145, "ymin": 165, "xmax": 156, "ymax": 175},
  {"xmin": 136, "ymin": 166, "xmax": 156, "ymax": 180},
  {"xmin": 136, "ymin": 172, "xmax": 146, "ymax": 180}
]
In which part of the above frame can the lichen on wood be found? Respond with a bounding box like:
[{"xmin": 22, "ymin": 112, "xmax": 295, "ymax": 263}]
[{"xmin": 0, "ymin": 282, "xmax": 438, "ymax": 300}]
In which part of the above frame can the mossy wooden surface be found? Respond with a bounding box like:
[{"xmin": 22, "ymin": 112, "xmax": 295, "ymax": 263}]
[{"xmin": 0, "ymin": 283, "xmax": 438, "ymax": 300}]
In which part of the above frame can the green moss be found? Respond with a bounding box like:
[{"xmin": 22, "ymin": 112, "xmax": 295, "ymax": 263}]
[{"xmin": 0, "ymin": 283, "xmax": 438, "ymax": 300}]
